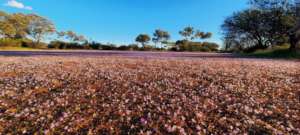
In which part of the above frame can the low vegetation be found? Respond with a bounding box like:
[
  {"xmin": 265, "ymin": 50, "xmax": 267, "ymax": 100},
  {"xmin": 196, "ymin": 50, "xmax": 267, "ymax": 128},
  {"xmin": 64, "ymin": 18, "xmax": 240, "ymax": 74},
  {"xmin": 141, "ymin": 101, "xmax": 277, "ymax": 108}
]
[
  {"xmin": 0, "ymin": 56, "xmax": 299, "ymax": 134},
  {"xmin": 243, "ymin": 46, "xmax": 300, "ymax": 59}
]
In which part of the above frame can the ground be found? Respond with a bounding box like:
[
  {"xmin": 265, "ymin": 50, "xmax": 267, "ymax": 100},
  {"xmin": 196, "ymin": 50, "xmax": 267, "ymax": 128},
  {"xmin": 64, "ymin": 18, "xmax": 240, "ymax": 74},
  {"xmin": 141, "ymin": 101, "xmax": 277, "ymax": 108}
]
[{"xmin": 0, "ymin": 51, "xmax": 299, "ymax": 134}]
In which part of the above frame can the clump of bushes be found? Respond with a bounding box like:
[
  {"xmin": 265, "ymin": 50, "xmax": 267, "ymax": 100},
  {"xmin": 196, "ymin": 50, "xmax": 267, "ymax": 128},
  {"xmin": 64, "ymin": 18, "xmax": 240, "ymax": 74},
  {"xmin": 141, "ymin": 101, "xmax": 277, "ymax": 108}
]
[
  {"xmin": 118, "ymin": 44, "xmax": 140, "ymax": 51},
  {"xmin": 172, "ymin": 40, "xmax": 219, "ymax": 52},
  {"xmin": 0, "ymin": 38, "xmax": 47, "ymax": 49},
  {"xmin": 0, "ymin": 38, "xmax": 24, "ymax": 47},
  {"xmin": 48, "ymin": 41, "xmax": 152, "ymax": 51},
  {"xmin": 48, "ymin": 41, "xmax": 89, "ymax": 49}
]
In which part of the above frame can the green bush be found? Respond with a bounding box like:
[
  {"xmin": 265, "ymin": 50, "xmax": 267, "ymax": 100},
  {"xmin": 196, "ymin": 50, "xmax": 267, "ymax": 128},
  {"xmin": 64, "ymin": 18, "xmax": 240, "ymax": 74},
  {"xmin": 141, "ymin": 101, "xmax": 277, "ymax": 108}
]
[
  {"xmin": 243, "ymin": 47, "xmax": 300, "ymax": 59},
  {"xmin": 139, "ymin": 45, "xmax": 154, "ymax": 51},
  {"xmin": 0, "ymin": 38, "xmax": 47, "ymax": 48},
  {"xmin": 22, "ymin": 40, "xmax": 47, "ymax": 48},
  {"xmin": 127, "ymin": 44, "xmax": 139, "ymax": 51},
  {"xmin": 0, "ymin": 38, "xmax": 23, "ymax": 47},
  {"xmin": 175, "ymin": 40, "xmax": 219, "ymax": 52},
  {"xmin": 48, "ymin": 41, "xmax": 88, "ymax": 49}
]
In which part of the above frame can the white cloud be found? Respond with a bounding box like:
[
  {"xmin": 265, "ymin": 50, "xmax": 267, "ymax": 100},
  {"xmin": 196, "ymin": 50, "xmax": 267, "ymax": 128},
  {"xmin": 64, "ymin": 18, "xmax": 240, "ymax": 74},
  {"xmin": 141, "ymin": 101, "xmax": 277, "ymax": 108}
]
[{"xmin": 5, "ymin": 0, "xmax": 32, "ymax": 10}]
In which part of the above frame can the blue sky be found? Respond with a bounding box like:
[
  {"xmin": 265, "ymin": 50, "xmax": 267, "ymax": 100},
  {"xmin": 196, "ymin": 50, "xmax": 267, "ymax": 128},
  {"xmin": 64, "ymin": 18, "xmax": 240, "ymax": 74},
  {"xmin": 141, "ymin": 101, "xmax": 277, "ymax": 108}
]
[{"xmin": 1, "ymin": 0, "xmax": 248, "ymax": 45}]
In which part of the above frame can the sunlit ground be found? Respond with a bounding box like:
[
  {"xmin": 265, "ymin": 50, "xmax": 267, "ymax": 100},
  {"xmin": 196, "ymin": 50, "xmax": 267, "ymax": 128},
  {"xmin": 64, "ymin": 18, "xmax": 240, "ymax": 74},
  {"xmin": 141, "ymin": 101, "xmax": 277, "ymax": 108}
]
[{"xmin": 0, "ymin": 52, "xmax": 299, "ymax": 134}]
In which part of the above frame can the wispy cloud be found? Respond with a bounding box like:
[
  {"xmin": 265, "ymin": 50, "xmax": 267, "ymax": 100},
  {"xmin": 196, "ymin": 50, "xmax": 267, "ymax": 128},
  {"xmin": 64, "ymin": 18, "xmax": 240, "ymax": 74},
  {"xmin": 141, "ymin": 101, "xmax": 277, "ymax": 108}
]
[{"xmin": 5, "ymin": 0, "xmax": 32, "ymax": 10}]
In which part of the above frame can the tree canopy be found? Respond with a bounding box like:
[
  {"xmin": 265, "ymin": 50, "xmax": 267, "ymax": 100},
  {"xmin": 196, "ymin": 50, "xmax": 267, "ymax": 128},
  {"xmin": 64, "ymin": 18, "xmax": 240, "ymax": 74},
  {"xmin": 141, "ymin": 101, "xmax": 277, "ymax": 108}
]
[
  {"xmin": 57, "ymin": 31, "xmax": 86, "ymax": 43},
  {"xmin": 222, "ymin": 0, "xmax": 297, "ymax": 52},
  {"xmin": 135, "ymin": 34, "xmax": 151, "ymax": 48},
  {"xmin": 0, "ymin": 11, "xmax": 56, "ymax": 45},
  {"xmin": 152, "ymin": 29, "xmax": 170, "ymax": 49},
  {"xmin": 179, "ymin": 27, "xmax": 195, "ymax": 40},
  {"xmin": 28, "ymin": 14, "xmax": 56, "ymax": 46}
]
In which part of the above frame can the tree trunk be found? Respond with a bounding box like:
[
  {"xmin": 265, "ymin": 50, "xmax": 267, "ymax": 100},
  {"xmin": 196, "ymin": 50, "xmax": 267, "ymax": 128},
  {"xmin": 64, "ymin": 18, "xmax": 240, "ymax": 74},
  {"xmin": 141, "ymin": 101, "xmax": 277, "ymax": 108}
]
[
  {"xmin": 34, "ymin": 34, "xmax": 43, "ymax": 48},
  {"xmin": 290, "ymin": 0, "xmax": 300, "ymax": 53},
  {"xmin": 35, "ymin": 39, "xmax": 40, "ymax": 48},
  {"xmin": 289, "ymin": 33, "xmax": 297, "ymax": 52},
  {"xmin": 257, "ymin": 38, "xmax": 265, "ymax": 49}
]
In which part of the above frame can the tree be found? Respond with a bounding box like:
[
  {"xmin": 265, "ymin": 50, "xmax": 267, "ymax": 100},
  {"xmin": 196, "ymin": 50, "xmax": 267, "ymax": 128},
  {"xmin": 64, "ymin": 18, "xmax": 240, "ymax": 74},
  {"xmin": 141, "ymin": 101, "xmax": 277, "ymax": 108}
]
[
  {"xmin": 0, "ymin": 12, "xmax": 30, "ymax": 39},
  {"xmin": 135, "ymin": 34, "xmax": 151, "ymax": 48},
  {"xmin": 7, "ymin": 13, "xmax": 31, "ymax": 39},
  {"xmin": 249, "ymin": 0, "xmax": 294, "ymax": 10},
  {"xmin": 222, "ymin": 6, "xmax": 296, "ymax": 52},
  {"xmin": 27, "ymin": 14, "xmax": 56, "ymax": 47},
  {"xmin": 152, "ymin": 29, "xmax": 170, "ymax": 49},
  {"xmin": 249, "ymin": 0, "xmax": 298, "ymax": 52},
  {"xmin": 179, "ymin": 26, "xmax": 194, "ymax": 40},
  {"xmin": 0, "ymin": 11, "xmax": 16, "ymax": 38},
  {"xmin": 0, "ymin": 22, "xmax": 16, "ymax": 38},
  {"xmin": 223, "ymin": 0, "xmax": 297, "ymax": 52},
  {"xmin": 179, "ymin": 27, "xmax": 212, "ymax": 42},
  {"xmin": 289, "ymin": 0, "xmax": 300, "ymax": 52},
  {"xmin": 152, "ymin": 37, "xmax": 159, "ymax": 49},
  {"xmin": 57, "ymin": 30, "xmax": 86, "ymax": 43},
  {"xmin": 223, "ymin": 9, "xmax": 269, "ymax": 50},
  {"xmin": 194, "ymin": 31, "xmax": 212, "ymax": 41}
]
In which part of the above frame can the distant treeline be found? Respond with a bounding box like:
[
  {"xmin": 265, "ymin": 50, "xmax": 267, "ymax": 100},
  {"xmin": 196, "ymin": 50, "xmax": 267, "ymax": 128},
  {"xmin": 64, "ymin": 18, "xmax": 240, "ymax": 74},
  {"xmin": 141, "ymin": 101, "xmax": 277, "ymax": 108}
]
[
  {"xmin": 0, "ymin": 10, "xmax": 219, "ymax": 52},
  {"xmin": 46, "ymin": 40, "xmax": 219, "ymax": 52},
  {"xmin": 0, "ymin": 38, "xmax": 219, "ymax": 52}
]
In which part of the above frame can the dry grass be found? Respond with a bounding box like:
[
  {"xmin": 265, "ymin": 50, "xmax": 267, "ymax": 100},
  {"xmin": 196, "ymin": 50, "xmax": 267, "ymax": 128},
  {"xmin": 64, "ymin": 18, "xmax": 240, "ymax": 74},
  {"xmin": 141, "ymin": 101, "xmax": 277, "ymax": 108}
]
[{"xmin": 0, "ymin": 56, "xmax": 299, "ymax": 134}]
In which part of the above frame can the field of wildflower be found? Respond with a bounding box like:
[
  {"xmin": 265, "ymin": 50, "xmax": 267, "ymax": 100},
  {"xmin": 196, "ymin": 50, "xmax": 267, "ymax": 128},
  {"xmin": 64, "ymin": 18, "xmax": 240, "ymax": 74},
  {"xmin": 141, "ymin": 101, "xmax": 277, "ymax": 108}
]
[{"xmin": 0, "ymin": 53, "xmax": 299, "ymax": 134}]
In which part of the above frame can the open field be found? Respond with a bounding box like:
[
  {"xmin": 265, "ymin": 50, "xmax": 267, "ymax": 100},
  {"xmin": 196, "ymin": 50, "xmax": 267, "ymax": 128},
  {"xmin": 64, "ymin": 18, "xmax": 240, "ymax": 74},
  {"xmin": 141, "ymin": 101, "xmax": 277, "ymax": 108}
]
[
  {"xmin": 0, "ymin": 51, "xmax": 299, "ymax": 134},
  {"xmin": 0, "ymin": 50, "xmax": 236, "ymax": 58}
]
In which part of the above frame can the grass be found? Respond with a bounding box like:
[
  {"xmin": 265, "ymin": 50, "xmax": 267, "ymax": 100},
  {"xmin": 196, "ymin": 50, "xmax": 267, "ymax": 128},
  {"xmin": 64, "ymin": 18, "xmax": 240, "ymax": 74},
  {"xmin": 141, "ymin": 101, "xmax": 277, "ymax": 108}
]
[
  {"xmin": 0, "ymin": 46, "xmax": 41, "ymax": 51},
  {"xmin": 242, "ymin": 46, "xmax": 300, "ymax": 59}
]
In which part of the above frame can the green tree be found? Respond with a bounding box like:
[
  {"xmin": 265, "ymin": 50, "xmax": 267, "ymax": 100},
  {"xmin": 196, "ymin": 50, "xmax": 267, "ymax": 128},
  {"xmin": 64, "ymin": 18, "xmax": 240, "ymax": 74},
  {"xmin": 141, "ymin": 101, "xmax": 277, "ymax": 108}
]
[
  {"xmin": 288, "ymin": 0, "xmax": 300, "ymax": 52},
  {"xmin": 58, "ymin": 30, "xmax": 86, "ymax": 43},
  {"xmin": 0, "ymin": 11, "xmax": 16, "ymax": 38},
  {"xmin": 0, "ymin": 22, "xmax": 16, "ymax": 38},
  {"xmin": 27, "ymin": 14, "xmax": 56, "ymax": 47},
  {"xmin": 223, "ymin": 0, "xmax": 297, "ymax": 52},
  {"xmin": 152, "ymin": 29, "xmax": 170, "ymax": 49},
  {"xmin": 7, "ymin": 13, "xmax": 31, "ymax": 39},
  {"xmin": 0, "ymin": 11, "xmax": 29, "ymax": 39},
  {"xmin": 179, "ymin": 26, "xmax": 194, "ymax": 40},
  {"xmin": 194, "ymin": 31, "xmax": 212, "ymax": 41},
  {"xmin": 249, "ymin": 0, "xmax": 294, "ymax": 10},
  {"xmin": 135, "ymin": 34, "xmax": 151, "ymax": 48},
  {"xmin": 222, "ymin": 7, "xmax": 296, "ymax": 52}
]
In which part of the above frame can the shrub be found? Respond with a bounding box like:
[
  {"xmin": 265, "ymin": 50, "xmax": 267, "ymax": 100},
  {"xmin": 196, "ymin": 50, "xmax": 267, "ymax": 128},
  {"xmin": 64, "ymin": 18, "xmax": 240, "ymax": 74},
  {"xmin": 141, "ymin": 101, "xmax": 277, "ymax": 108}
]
[
  {"xmin": 99, "ymin": 44, "xmax": 117, "ymax": 50},
  {"xmin": 117, "ymin": 45, "xmax": 131, "ymax": 51},
  {"xmin": 22, "ymin": 40, "xmax": 47, "ymax": 49},
  {"xmin": 0, "ymin": 38, "xmax": 45, "ymax": 48},
  {"xmin": 0, "ymin": 38, "xmax": 23, "ymax": 47},
  {"xmin": 88, "ymin": 42, "xmax": 102, "ymax": 50},
  {"xmin": 127, "ymin": 44, "xmax": 139, "ymax": 51},
  {"xmin": 175, "ymin": 40, "xmax": 219, "ymax": 52},
  {"xmin": 48, "ymin": 41, "xmax": 62, "ymax": 49},
  {"xmin": 139, "ymin": 45, "xmax": 154, "ymax": 51},
  {"xmin": 48, "ymin": 41, "xmax": 87, "ymax": 49}
]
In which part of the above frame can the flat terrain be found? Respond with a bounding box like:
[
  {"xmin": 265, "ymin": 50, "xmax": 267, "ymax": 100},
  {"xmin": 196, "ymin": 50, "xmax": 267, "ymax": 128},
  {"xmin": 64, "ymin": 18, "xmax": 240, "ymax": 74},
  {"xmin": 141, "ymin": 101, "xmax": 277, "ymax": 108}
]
[
  {"xmin": 0, "ymin": 51, "xmax": 299, "ymax": 134},
  {"xmin": 0, "ymin": 50, "xmax": 236, "ymax": 59}
]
